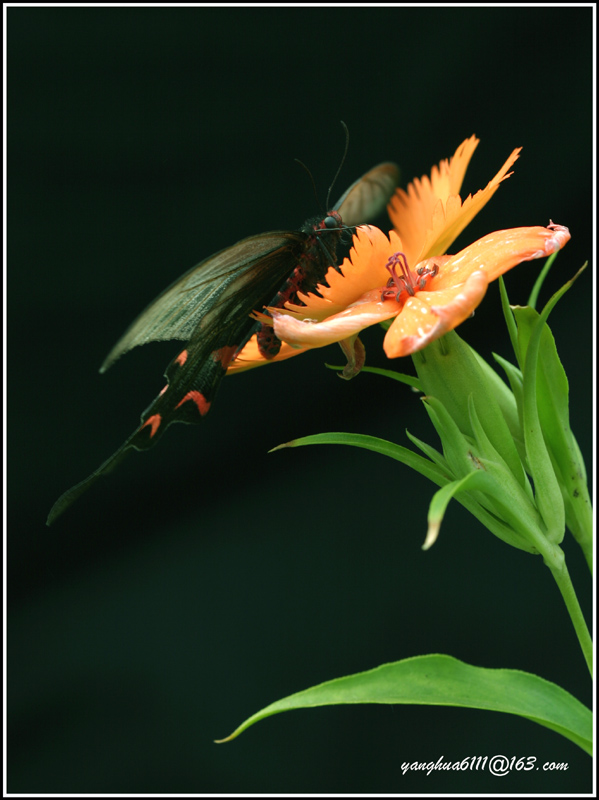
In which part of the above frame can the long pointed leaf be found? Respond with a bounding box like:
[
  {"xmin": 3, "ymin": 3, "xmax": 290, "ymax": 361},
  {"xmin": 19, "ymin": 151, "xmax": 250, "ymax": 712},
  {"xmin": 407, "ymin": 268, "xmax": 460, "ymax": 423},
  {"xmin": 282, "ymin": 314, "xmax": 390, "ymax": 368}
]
[
  {"xmin": 216, "ymin": 655, "xmax": 591, "ymax": 754},
  {"xmin": 270, "ymin": 432, "xmax": 449, "ymax": 485}
]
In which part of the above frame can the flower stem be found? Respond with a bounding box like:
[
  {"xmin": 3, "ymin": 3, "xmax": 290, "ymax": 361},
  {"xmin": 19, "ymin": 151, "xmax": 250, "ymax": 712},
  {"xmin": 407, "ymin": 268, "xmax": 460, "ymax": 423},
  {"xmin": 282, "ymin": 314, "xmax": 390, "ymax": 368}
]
[{"xmin": 546, "ymin": 556, "xmax": 593, "ymax": 677}]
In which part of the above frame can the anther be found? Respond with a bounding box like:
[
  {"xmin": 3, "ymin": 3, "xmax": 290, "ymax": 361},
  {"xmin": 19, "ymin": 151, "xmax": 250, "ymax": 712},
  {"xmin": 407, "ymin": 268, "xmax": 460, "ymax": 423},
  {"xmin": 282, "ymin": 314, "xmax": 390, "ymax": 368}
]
[{"xmin": 381, "ymin": 253, "xmax": 439, "ymax": 302}]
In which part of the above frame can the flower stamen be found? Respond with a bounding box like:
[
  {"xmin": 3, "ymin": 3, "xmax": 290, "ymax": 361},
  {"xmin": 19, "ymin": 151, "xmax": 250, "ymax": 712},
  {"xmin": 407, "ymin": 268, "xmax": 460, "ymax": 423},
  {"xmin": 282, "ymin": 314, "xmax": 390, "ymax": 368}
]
[{"xmin": 381, "ymin": 252, "xmax": 439, "ymax": 301}]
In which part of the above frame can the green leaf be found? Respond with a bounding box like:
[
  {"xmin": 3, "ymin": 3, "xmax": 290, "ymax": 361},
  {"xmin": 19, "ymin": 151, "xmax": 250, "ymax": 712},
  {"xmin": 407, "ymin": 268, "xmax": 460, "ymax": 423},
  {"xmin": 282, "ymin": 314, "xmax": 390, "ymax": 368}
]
[
  {"xmin": 424, "ymin": 471, "xmax": 492, "ymax": 550},
  {"xmin": 216, "ymin": 654, "xmax": 592, "ymax": 755},
  {"xmin": 498, "ymin": 275, "xmax": 520, "ymax": 365},
  {"xmin": 326, "ymin": 363, "xmax": 423, "ymax": 391},
  {"xmin": 513, "ymin": 305, "xmax": 592, "ymax": 558},
  {"xmin": 527, "ymin": 249, "xmax": 560, "ymax": 310},
  {"xmin": 515, "ymin": 310, "xmax": 565, "ymax": 544},
  {"xmin": 272, "ymin": 431, "xmax": 538, "ymax": 553},
  {"xmin": 270, "ymin": 432, "xmax": 449, "ymax": 486}
]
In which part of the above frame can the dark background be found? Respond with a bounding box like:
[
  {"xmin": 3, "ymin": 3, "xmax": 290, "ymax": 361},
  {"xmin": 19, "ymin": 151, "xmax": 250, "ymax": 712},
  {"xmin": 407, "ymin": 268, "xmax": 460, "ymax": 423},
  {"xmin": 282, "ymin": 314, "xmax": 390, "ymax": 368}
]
[{"xmin": 8, "ymin": 6, "xmax": 593, "ymax": 794}]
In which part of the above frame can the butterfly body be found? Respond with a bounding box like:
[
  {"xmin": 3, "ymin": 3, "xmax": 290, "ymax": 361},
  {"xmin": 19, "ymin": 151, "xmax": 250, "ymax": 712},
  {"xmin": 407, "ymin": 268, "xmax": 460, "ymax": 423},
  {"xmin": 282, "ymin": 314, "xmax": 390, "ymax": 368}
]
[
  {"xmin": 47, "ymin": 162, "xmax": 399, "ymax": 524},
  {"xmin": 255, "ymin": 209, "xmax": 347, "ymax": 358}
]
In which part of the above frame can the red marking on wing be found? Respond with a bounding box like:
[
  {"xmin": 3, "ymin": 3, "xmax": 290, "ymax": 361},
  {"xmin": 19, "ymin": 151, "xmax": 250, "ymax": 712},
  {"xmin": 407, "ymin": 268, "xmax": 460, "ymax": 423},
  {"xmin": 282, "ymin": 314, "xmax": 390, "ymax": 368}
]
[
  {"xmin": 159, "ymin": 385, "xmax": 168, "ymax": 396},
  {"xmin": 213, "ymin": 345, "xmax": 237, "ymax": 368},
  {"xmin": 175, "ymin": 390, "xmax": 211, "ymax": 417},
  {"xmin": 142, "ymin": 414, "xmax": 162, "ymax": 438},
  {"xmin": 175, "ymin": 349, "xmax": 188, "ymax": 366}
]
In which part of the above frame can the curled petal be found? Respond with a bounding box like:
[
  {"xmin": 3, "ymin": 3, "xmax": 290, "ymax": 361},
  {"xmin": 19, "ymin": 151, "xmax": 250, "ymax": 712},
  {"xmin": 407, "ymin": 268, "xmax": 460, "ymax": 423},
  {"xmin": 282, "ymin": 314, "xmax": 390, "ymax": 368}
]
[
  {"xmin": 383, "ymin": 269, "xmax": 489, "ymax": 358},
  {"xmin": 338, "ymin": 335, "xmax": 366, "ymax": 380},
  {"xmin": 272, "ymin": 292, "xmax": 401, "ymax": 350}
]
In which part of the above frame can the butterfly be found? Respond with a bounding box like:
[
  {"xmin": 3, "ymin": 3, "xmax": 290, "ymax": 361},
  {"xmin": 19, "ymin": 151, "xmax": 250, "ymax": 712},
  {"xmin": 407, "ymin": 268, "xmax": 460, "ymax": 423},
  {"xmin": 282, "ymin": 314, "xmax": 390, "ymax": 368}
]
[{"xmin": 47, "ymin": 160, "xmax": 400, "ymax": 524}]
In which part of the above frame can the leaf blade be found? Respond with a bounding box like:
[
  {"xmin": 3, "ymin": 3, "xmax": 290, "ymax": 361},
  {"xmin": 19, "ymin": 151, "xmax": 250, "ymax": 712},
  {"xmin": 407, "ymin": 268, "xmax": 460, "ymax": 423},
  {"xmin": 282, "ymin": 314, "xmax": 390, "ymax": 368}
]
[{"xmin": 216, "ymin": 654, "xmax": 592, "ymax": 754}]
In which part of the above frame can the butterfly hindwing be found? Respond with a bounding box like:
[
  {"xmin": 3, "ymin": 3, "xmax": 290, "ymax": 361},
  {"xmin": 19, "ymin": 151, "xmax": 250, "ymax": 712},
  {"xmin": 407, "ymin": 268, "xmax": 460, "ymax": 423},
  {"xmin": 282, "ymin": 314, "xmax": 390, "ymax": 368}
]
[
  {"xmin": 46, "ymin": 344, "xmax": 233, "ymax": 526},
  {"xmin": 334, "ymin": 163, "xmax": 400, "ymax": 228}
]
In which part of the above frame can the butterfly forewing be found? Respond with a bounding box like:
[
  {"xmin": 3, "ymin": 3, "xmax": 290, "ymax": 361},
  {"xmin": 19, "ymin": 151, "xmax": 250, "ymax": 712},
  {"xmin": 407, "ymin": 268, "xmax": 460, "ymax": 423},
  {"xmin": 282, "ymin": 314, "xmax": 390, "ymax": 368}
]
[{"xmin": 101, "ymin": 231, "xmax": 305, "ymax": 372}]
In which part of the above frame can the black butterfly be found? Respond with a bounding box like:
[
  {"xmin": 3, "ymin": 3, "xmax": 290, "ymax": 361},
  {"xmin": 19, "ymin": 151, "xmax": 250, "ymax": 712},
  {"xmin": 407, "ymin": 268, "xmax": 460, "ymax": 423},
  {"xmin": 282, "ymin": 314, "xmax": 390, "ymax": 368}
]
[{"xmin": 47, "ymin": 161, "xmax": 399, "ymax": 524}]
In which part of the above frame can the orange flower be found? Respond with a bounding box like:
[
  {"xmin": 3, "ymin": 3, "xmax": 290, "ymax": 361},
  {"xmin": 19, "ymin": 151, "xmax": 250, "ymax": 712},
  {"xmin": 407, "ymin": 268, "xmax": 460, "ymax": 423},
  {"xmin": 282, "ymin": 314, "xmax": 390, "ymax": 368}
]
[{"xmin": 228, "ymin": 137, "xmax": 570, "ymax": 374}]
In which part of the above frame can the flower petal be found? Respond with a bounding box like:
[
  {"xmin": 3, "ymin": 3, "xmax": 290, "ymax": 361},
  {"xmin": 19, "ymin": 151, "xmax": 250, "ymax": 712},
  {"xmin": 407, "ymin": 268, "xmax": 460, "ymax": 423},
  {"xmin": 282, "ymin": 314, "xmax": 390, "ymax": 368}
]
[
  {"xmin": 272, "ymin": 292, "xmax": 401, "ymax": 350},
  {"xmin": 427, "ymin": 147, "xmax": 521, "ymax": 260},
  {"xmin": 286, "ymin": 225, "xmax": 398, "ymax": 317},
  {"xmin": 226, "ymin": 227, "xmax": 404, "ymax": 371},
  {"xmin": 432, "ymin": 224, "xmax": 571, "ymax": 290},
  {"xmin": 338, "ymin": 335, "xmax": 366, "ymax": 379},
  {"xmin": 383, "ymin": 269, "xmax": 489, "ymax": 358},
  {"xmin": 389, "ymin": 137, "xmax": 521, "ymax": 264},
  {"xmin": 382, "ymin": 223, "xmax": 570, "ymax": 358}
]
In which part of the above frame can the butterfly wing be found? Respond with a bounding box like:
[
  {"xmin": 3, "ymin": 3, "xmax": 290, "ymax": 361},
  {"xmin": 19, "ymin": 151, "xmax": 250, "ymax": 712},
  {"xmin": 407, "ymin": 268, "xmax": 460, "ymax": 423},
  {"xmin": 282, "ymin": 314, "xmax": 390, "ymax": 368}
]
[
  {"xmin": 99, "ymin": 162, "xmax": 400, "ymax": 374},
  {"xmin": 101, "ymin": 230, "xmax": 306, "ymax": 372},
  {"xmin": 47, "ymin": 230, "xmax": 310, "ymax": 525},
  {"xmin": 333, "ymin": 162, "xmax": 400, "ymax": 225},
  {"xmin": 47, "ymin": 335, "xmax": 239, "ymax": 525},
  {"xmin": 48, "ymin": 162, "xmax": 400, "ymax": 525}
]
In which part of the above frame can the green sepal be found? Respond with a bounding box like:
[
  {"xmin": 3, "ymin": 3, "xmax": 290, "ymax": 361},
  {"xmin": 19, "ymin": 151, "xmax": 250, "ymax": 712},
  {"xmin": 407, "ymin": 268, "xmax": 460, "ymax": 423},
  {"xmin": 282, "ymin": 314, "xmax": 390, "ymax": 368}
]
[
  {"xmin": 419, "ymin": 395, "xmax": 476, "ymax": 480},
  {"xmin": 498, "ymin": 275, "xmax": 520, "ymax": 366},
  {"xmin": 526, "ymin": 249, "xmax": 561, "ymax": 311},
  {"xmin": 325, "ymin": 363, "xmax": 422, "ymax": 390},
  {"xmin": 412, "ymin": 332, "xmax": 527, "ymax": 492},
  {"xmin": 472, "ymin": 348, "xmax": 522, "ymax": 449},
  {"xmin": 407, "ymin": 419, "xmax": 543, "ymax": 552},
  {"xmin": 424, "ymin": 470, "xmax": 533, "ymax": 552},
  {"xmin": 405, "ymin": 430, "xmax": 449, "ymax": 472},
  {"xmin": 509, "ymin": 307, "xmax": 564, "ymax": 543},
  {"xmin": 467, "ymin": 394, "xmax": 535, "ymax": 507},
  {"xmin": 466, "ymin": 398, "xmax": 547, "ymax": 549},
  {"xmin": 492, "ymin": 353, "xmax": 527, "ymax": 466},
  {"xmin": 420, "ymin": 397, "xmax": 540, "ymax": 549}
]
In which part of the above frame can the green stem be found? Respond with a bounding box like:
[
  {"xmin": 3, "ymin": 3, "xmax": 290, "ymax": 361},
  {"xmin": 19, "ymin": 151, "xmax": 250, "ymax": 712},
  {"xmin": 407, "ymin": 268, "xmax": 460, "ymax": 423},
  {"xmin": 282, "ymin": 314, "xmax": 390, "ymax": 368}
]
[{"xmin": 546, "ymin": 557, "xmax": 593, "ymax": 677}]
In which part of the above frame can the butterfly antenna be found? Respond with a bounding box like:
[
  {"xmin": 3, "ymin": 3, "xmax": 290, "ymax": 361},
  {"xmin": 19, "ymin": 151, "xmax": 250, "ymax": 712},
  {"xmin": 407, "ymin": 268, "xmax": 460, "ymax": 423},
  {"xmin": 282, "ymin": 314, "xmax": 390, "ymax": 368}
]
[
  {"xmin": 325, "ymin": 121, "xmax": 350, "ymax": 209},
  {"xmin": 294, "ymin": 158, "xmax": 323, "ymax": 214}
]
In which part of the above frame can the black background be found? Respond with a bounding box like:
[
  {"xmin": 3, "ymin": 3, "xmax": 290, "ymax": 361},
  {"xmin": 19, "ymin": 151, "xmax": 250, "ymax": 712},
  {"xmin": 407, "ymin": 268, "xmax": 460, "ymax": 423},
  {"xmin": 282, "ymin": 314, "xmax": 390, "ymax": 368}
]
[{"xmin": 8, "ymin": 6, "xmax": 593, "ymax": 794}]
